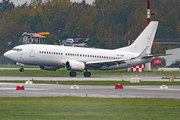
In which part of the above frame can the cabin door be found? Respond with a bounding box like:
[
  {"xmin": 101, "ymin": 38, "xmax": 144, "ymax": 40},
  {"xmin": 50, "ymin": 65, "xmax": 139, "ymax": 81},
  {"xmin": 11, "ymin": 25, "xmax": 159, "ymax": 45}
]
[{"xmin": 29, "ymin": 46, "xmax": 35, "ymax": 57}]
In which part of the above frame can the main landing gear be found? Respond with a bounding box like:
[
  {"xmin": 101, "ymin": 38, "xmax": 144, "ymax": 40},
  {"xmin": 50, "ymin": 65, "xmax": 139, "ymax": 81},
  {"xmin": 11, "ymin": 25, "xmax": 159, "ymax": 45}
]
[
  {"xmin": 69, "ymin": 71, "xmax": 77, "ymax": 77},
  {"xmin": 84, "ymin": 71, "xmax": 91, "ymax": 77},
  {"xmin": 69, "ymin": 71, "xmax": 91, "ymax": 77}
]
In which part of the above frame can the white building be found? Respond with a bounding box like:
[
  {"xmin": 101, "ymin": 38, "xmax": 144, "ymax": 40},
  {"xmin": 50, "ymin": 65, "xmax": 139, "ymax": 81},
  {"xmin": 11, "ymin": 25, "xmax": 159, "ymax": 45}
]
[{"xmin": 166, "ymin": 48, "xmax": 180, "ymax": 67}]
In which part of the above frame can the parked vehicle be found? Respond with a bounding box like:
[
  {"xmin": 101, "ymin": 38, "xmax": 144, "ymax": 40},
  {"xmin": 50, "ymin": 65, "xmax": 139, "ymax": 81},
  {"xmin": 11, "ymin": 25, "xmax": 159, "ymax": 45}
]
[
  {"xmin": 66, "ymin": 38, "xmax": 74, "ymax": 44},
  {"xmin": 73, "ymin": 38, "xmax": 85, "ymax": 44}
]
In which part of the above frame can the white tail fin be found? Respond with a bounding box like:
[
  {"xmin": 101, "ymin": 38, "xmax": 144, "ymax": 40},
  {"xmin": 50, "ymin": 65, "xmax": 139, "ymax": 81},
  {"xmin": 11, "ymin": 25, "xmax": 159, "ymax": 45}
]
[{"xmin": 115, "ymin": 21, "xmax": 159, "ymax": 54}]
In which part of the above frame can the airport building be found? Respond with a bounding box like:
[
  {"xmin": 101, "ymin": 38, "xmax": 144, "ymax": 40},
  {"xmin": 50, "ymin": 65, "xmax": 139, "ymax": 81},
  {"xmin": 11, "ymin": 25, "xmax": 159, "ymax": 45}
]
[
  {"xmin": 18, "ymin": 32, "xmax": 48, "ymax": 44},
  {"xmin": 154, "ymin": 38, "xmax": 180, "ymax": 45},
  {"xmin": 166, "ymin": 48, "xmax": 180, "ymax": 67}
]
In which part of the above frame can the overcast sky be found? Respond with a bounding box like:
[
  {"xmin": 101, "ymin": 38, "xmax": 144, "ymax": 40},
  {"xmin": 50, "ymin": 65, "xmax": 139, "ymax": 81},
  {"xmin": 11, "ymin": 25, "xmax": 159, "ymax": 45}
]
[{"xmin": 0, "ymin": 0, "xmax": 95, "ymax": 6}]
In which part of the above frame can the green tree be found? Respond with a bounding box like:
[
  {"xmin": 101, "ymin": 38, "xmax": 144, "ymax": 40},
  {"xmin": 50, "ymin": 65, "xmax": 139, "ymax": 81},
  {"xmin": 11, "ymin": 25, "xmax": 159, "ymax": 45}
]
[
  {"xmin": 0, "ymin": 0, "xmax": 14, "ymax": 12},
  {"xmin": 44, "ymin": 35, "xmax": 56, "ymax": 44}
]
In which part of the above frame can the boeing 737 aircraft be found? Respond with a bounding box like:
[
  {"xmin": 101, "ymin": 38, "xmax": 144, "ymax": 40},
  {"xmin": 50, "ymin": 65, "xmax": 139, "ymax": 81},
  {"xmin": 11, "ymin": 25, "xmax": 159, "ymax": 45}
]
[{"xmin": 4, "ymin": 21, "xmax": 158, "ymax": 77}]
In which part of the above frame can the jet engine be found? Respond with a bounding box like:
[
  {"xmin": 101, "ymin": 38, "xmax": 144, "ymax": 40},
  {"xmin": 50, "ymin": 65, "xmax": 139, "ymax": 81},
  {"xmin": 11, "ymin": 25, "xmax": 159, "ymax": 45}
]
[
  {"xmin": 39, "ymin": 66, "xmax": 58, "ymax": 71},
  {"xmin": 65, "ymin": 60, "xmax": 85, "ymax": 71}
]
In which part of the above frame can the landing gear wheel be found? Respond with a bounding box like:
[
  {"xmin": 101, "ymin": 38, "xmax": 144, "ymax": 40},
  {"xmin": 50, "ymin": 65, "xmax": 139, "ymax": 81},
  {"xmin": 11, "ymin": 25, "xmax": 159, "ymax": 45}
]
[
  {"xmin": 69, "ymin": 71, "xmax": 77, "ymax": 77},
  {"xmin": 19, "ymin": 68, "xmax": 24, "ymax": 72},
  {"xmin": 84, "ymin": 72, "xmax": 91, "ymax": 77}
]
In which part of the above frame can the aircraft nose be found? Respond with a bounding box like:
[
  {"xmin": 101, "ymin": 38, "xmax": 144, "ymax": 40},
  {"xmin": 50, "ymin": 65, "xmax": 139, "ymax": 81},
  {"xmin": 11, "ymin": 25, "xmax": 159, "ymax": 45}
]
[{"xmin": 3, "ymin": 51, "xmax": 11, "ymax": 59}]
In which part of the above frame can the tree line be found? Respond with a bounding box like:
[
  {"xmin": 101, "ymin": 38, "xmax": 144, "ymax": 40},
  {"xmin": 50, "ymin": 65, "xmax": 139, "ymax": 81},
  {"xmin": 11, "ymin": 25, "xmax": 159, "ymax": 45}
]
[{"xmin": 0, "ymin": 0, "xmax": 180, "ymax": 55}]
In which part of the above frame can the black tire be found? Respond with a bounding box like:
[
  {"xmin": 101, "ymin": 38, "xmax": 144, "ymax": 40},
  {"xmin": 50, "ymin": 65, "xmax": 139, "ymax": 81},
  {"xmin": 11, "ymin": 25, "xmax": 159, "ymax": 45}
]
[
  {"xmin": 19, "ymin": 68, "xmax": 24, "ymax": 72},
  {"xmin": 84, "ymin": 72, "xmax": 91, "ymax": 77},
  {"xmin": 69, "ymin": 71, "xmax": 77, "ymax": 77}
]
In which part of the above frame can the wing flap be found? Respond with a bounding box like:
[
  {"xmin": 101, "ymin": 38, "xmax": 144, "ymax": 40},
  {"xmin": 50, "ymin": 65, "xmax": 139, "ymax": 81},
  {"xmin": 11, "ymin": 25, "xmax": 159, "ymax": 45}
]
[{"xmin": 85, "ymin": 58, "xmax": 129, "ymax": 69}]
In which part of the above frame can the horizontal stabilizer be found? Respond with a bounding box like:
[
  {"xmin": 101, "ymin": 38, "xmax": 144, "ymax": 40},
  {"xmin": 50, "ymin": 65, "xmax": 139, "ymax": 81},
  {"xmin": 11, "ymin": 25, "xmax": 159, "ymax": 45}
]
[{"xmin": 142, "ymin": 54, "xmax": 172, "ymax": 59}]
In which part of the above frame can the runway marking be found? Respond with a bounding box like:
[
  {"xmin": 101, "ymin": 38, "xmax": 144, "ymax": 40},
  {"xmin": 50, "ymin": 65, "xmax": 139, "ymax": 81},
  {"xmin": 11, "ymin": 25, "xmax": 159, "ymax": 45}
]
[
  {"xmin": 0, "ymin": 88, "xmax": 15, "ymax": 90},
  {"xmin": 0, "ymin": 88, "xmax": 47, "ymax": 90}
]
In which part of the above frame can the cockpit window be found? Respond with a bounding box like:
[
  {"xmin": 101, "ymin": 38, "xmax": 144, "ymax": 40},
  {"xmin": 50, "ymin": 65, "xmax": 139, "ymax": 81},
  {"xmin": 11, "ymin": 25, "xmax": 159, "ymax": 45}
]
[{"xmin": 12, "ymin": 48, "xmax": 22, "ymax": 51}]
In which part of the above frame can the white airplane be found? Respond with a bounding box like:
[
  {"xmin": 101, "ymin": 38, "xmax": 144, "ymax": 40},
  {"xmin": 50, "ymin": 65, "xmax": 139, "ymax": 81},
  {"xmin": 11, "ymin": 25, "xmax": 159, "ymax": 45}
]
[{"xmin": 4, "ymin": 21, "xmax": 158, "ymax": 77}]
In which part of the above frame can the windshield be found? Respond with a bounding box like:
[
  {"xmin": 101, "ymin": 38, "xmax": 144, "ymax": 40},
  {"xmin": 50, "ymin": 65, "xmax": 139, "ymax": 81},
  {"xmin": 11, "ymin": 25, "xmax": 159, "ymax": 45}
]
[{"xmin": 12, "ymin": 48, "xmax": 22, "ymax": 51}]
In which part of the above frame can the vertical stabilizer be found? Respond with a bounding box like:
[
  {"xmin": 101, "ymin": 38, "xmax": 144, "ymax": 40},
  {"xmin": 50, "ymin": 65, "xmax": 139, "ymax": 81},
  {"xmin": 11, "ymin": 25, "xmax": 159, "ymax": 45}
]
[{"xmin": 115, "ymin": 21, "xmax": 158, "ymax": 54}]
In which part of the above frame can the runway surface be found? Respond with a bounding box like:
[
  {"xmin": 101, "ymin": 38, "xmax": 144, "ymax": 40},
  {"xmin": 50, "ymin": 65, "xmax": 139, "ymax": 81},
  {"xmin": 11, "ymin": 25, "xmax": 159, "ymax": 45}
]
[
  {"xmin": 0, "ymin": 76, "xmax": 179, "ymax": 81},
  {"xmin": 1, "ymin": 83, "xmax": 180, "ymax": 100}
]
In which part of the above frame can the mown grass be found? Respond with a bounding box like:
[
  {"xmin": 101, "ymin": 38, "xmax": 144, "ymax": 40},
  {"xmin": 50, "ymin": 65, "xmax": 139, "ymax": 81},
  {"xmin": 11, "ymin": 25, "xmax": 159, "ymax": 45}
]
[
  {"xmin": 0, "ymin": 64, "xmax": 38, "ymax": 68},
  {"xmin": 0, "ymin": 69, "xmax": 180, "ymax": 77},
  {"xmin": 0, "ymin": 97, "xmax": 180, "ymax": 120},
  {"xmin": 1, "ymin": 80, "xmax": 180, "ymax": 85}
]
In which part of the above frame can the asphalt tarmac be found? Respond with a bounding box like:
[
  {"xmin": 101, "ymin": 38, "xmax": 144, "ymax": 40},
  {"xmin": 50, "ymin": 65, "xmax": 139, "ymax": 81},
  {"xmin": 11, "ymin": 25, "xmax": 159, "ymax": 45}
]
[
  {"xmin": 0, "ymin": 76, "xmax": 179, "ymax": 81},
  {"xmin": 0, "ymin": 82, "xmax": 180, "ymax": 100}
]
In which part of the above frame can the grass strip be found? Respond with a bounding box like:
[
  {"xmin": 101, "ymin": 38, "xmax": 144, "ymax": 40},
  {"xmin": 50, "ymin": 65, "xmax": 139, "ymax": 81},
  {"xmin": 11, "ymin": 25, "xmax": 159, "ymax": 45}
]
[
  {"xmin": 0, "ymin": 69, "xmax": 180, "ymax": 77},
  {"xmin": 1, "ymin": 80, "xmax": 180, "ymax": 85},
  {"xmin": 0, "ymin": 97, "xmax": 180, "ymax": 120}
]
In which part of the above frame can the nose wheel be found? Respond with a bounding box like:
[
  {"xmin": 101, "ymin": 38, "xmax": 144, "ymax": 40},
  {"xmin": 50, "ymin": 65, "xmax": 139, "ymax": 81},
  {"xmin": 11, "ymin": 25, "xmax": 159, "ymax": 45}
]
[{"xmin": 19, "ymin": 68, "xmax": 24, "ymax": 72}]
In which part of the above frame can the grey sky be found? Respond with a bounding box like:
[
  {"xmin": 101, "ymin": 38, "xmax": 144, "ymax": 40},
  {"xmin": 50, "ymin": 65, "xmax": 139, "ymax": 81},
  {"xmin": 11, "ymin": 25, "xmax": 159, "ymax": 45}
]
[{"xmin": 0, "ymin": 0, "xmax": 95, "ymax": 6}]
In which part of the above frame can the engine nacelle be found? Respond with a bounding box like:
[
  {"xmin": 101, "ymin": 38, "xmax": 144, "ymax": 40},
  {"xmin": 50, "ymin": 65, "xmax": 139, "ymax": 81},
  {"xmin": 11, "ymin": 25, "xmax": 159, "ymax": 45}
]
[
  {"xmin": 65, "ymin": 60, "xmax": 85, "ymax": 71},
  {"xmin": 39, "ymin": 66, "xmax": 58, "ymax": 71}
]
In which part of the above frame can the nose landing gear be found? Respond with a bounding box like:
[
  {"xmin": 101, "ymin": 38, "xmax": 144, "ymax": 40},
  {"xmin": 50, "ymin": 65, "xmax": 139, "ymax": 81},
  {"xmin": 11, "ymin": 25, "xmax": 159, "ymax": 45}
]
[
  {"xmin": 19, "ymin": 67, "xmax": 24, "ymax": 72},
  {"xmin": 16, "ymin": 62, "xmax": 24, "ymax": 72}
]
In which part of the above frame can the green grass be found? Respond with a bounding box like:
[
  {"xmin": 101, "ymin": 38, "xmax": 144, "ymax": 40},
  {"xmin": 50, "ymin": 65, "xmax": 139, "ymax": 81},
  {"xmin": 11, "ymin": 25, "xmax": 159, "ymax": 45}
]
[
  {"xmin": 0, "ymin": 64, "xmax": 38, "ymax": 68},
  {"xmin": 1, "ymin": 64, "xmax": 180, "ymax": 77},
  {"xmin": 0, "ymin": 97, "xmax": 180, "ymax": 120},
  {"xmin": 0, "ymin": 69, "xmax": 180, "ymax": 77},
  {"xmin": 1, "ymin": 80, "xmax": 180, "ymax": 85}
]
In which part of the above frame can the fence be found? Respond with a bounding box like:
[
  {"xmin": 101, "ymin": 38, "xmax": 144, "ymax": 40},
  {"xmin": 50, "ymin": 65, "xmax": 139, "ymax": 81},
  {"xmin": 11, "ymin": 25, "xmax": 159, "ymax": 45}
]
[{"xmin": 0, "ymin": 56, "xmax": 14, "ymax": 65}]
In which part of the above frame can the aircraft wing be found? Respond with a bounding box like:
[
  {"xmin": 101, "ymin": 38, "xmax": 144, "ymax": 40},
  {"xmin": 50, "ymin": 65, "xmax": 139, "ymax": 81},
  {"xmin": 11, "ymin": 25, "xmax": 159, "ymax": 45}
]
[{"xmin": 85, "ymin": 58, "xmax": 130, "ymax": 69}]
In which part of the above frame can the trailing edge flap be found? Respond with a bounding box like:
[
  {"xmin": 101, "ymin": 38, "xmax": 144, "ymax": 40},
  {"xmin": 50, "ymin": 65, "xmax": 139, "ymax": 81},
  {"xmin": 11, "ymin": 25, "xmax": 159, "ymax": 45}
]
[
  {"xmin": 85, "ymin": 58, "xmax": 130, "ymax": 67},
  {"xmin": 142, "ymin": 54, "xmax": 173, "ymax": 59}
]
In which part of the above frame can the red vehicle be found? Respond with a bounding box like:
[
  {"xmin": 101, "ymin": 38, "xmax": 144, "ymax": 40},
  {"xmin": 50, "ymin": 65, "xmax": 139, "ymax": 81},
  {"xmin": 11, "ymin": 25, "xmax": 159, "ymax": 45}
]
[
  {"xmin": 73, "ymin": 38, "xmax": 85, "ymax": 44},
  {"xmin": 151, "ymin": 57, "xmax": 164, "ymax": 68}
]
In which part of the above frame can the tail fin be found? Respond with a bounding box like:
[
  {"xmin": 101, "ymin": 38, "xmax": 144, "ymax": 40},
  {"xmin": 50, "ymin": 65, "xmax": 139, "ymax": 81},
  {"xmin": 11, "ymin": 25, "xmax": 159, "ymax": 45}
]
[{"xmin": 115, "ymin": 21, "xmax": 159, "ymax": 54}]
